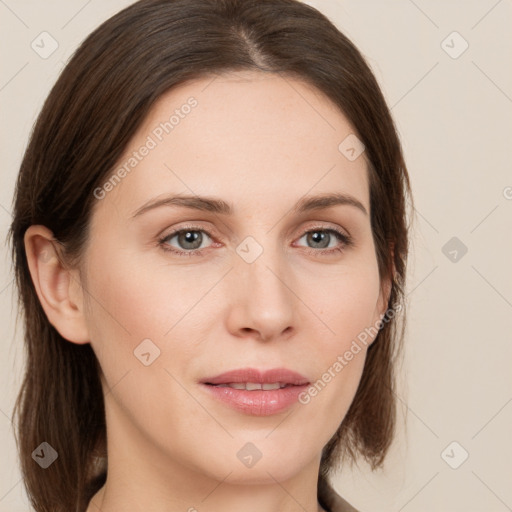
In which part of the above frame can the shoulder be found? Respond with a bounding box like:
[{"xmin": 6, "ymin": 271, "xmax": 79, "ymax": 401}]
[{"xmin": 318, "ymin": 474, "xmax": 360, "ymax": 512}]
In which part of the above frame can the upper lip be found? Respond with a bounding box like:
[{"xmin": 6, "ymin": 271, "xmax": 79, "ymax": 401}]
[{"xmin": 201, "ymin": 367, "xmax": 310, "ymax": 386}]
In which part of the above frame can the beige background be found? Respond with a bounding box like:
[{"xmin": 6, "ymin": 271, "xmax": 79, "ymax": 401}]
[{"xmin": 1, "ymin": 1, "xmax": 511, "ymax": 510}]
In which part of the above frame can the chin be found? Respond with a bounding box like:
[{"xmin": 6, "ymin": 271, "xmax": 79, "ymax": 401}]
[{"xmin": 203, "ymin": 442, "xmax": 316, "ymax": 485}]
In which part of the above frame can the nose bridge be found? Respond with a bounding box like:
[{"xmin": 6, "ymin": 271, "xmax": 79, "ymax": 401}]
[{"xmin": 230, "ymin": 233, "xmax": 296, "ymax": 338}]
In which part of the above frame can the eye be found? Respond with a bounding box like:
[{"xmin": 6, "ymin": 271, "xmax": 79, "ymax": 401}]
[
  {"xmin": 158, "ymin": 226, "xmax": 214, "ymax": 256},
  {"xmin": 295, "ymin": 227, "xmax": 353, "ymax": 256}
]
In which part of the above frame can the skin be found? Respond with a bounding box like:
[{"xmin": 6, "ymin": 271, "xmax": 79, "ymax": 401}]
[{"xmin": 25, "ymin": 70, "xmax": 391, "ymax": 512}]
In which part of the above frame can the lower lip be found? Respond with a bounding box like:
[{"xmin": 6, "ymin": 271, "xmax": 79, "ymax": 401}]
[{"xmin": 201, "ymin": 383, "xmax": 310, "ymax": 416}]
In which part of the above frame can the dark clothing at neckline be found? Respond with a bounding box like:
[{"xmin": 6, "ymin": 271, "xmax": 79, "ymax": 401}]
[{"xmin": 318, "ymin": 474, "xmax": 359, "ymax": 512}]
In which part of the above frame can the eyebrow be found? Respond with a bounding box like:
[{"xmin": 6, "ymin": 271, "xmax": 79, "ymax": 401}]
[{"xmin": 131, "ymin": 191, "xmax": 368, "ymax": 218}]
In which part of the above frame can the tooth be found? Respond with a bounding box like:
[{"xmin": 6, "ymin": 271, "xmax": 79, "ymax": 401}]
[
  {"xmin": 215, "ymin": 382, "xmax": 287, "ymax": 390},
  {"xmin": 229, "ymin": 383, "xmax": 246, "ymax": 390},
  {"xmin": 245, "ymin": 382, "xmax": 263, "ymax": 391}
]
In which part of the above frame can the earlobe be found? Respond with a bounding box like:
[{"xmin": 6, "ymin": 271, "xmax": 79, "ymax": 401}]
[{"xmin": 24, "ymin": 225, "xmax": 90, "ymax": 344}]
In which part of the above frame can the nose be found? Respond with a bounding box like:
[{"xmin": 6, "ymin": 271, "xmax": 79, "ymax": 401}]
[{"xmin": 225, "ymin": 242, "xmax": 297, "ymax": 342}]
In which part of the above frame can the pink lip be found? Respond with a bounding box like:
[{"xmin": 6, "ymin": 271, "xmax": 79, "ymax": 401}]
[
  {"xmin": 200, "ymin": 367, "xmax": 310, "ymax": 416},
  {"xmin": 201, "ymin": 367, "xmax": 309, "ymax": 386}
]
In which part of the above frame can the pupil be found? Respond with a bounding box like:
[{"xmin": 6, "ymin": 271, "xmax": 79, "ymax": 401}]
[
  {"xmin": 310, "ymin": 231, "xmax": 328, "ymax": 248},
  {"xmin": 180, "ymin": 231, "xmax": 201, "ymax": 249}
]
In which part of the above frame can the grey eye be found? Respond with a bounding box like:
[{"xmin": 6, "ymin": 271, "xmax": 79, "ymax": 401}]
[{"xmin": 163, "ymin": 229, "xmax": 212, "ymax": 251}]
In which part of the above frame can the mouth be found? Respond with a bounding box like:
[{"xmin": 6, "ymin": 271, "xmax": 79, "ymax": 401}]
[{"xmin": 200, "ymin": 367, "xmax": 310, "ymax": 416}]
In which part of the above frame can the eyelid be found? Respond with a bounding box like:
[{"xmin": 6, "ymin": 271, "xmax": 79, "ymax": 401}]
[{"xmin": 299, "ymin": 220, "xmax": 352, "ymax": 239}]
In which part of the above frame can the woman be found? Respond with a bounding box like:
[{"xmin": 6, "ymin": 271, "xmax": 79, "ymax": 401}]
[{"xmin": 9, "ymin": 0, "xmax": 412, "ymax": 511}]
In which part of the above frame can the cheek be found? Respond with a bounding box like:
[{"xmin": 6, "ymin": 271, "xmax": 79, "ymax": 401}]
[
  {"xmin": 294, "ymin": 260, "xmax": 381, "ymax": 430},
  {"xmin": 83, "ymin": 243, "xmax": 212, "ymax": 352},
  {"xmin": 81, "ymin": 240, "xmax": 227, "ymax": 429},
  {"xmin": 307, "ymin": 257, "xmax": 382, "ymax": 348},
  {"xmin": 81, "ymin": 248, "xmax": 219, "ymax": 464}
]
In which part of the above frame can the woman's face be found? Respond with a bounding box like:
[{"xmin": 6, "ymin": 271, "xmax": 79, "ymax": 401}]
[{"xmin": 80, "ymin": 71, "xmax": 388, "ymax": 487}]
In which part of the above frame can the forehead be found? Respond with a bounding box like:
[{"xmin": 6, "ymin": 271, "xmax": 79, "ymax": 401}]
[{"xmin": 98, "ymin": 70, "xmax": 370, "ymax": 219}]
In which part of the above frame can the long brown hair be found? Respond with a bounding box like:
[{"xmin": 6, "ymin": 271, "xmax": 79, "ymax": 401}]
[{"xmin": 8, "ymin": 0, "xmax": 412, "ymax": 510}]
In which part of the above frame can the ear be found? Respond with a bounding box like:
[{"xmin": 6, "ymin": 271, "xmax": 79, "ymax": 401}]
[
  {"xmin": 376, "ymin": 272, "xmax": 393, "ymax": 318},
  {"xmin": 372, "ymin": 244, "xmax": 396, "ymax": 339},
  {"xmin": 24, "ymin": 225, "xmax": 90, "ymax": 344}
]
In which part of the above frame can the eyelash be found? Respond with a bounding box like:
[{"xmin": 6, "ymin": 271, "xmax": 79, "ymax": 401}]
[{"xmin": 157, "ymin": 224, "xmax": 353, "ymax": 258}]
